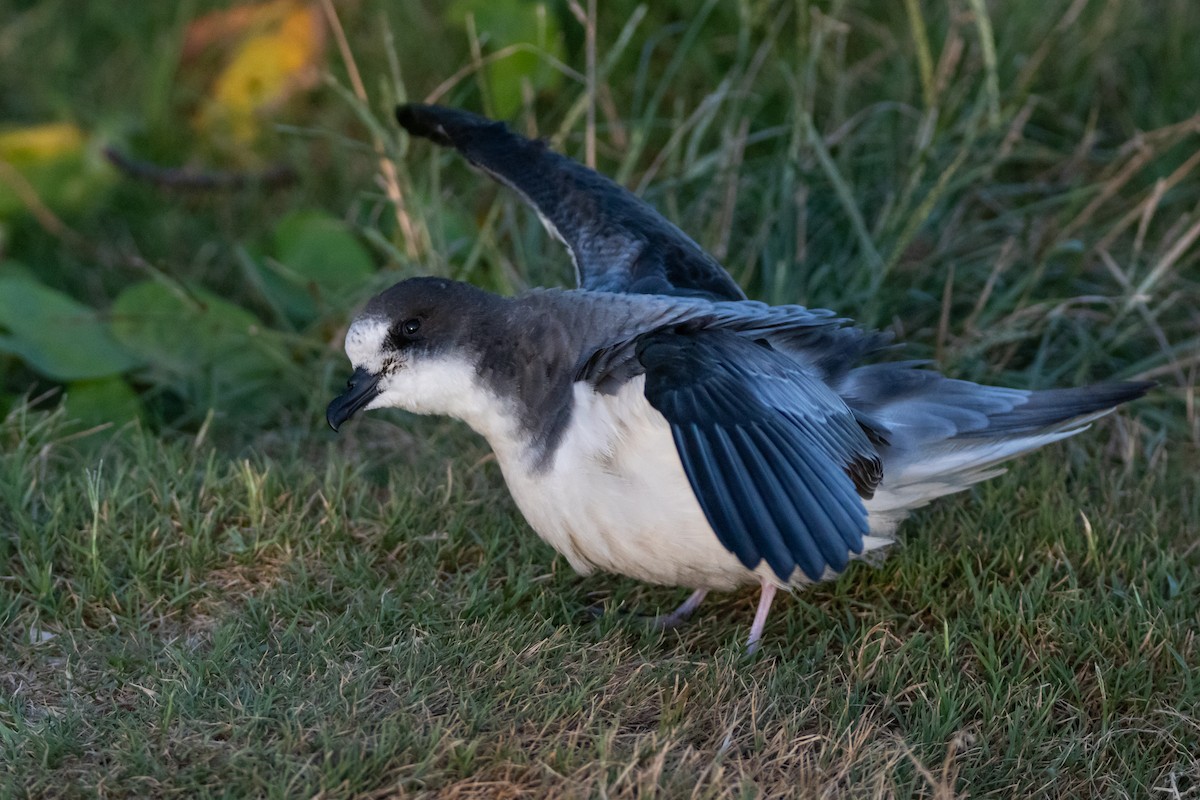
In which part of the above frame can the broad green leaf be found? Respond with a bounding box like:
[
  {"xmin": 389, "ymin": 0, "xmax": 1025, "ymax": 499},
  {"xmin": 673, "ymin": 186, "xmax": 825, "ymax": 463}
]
[
  {"xmin": 0, "ymin": 276, "xmax": 139, "ymax": 380},
  {"xmin": 264, "ymin": 210, "xmax": 375, "ymax": 322},
  {"xmin": 0, "ymin": 260, "xmax": 37, "ymax": 282},
  {"xmin": 447, "ymin": 0, "xmax": 565, "ymax": 118},
  {"xmin": 110, "ymin": 281, "xmax": 281, "ymax": 385},
  {"xmin": 64, "ymin": 376, "xmax": 141, "ymax": 427},
  {"xmin": 273, "ymin": 210, "xmax": 375, "ymax": 289}
]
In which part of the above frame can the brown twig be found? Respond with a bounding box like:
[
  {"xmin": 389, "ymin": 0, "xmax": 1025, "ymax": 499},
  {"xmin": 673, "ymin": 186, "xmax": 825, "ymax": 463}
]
[
  {"xmin": 1094, "ymin": 135, "xmax": 1200, "ymax": 253},
  {"xmin": 566, "ymin": 0, "xmax": 598, "ymax": 168},
  {"xmin": 713, "ymin": 117, "xmax": 749, "ymax": 262},
  {"xmin": 319, "ymin": 0, "xmax": 423, "ymax": 260}
]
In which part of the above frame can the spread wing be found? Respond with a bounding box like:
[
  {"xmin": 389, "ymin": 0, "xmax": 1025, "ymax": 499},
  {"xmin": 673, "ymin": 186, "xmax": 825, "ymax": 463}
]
[
  {"xmin": 396, "ymin": 103, "xmax": 746, "ymax": 302},
  {"xmin": 636, "ymin": 328, "xmax": 881, "ymax": 583}
]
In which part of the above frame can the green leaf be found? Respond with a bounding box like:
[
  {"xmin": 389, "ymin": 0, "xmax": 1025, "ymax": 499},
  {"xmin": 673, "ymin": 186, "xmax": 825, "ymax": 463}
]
[
  {"xmin": 273, "ymin": 210, "xmax": 374, "ymax": 289},
  {"xmin": 64, "ymin": 376, "xmax": 141, "ymax": 427},
  {"xmin": 447, "ymin": 0, "xmax": 565, "ymax": 118},
  {"xmin": 110, "ymin": 281, "xmax": 296, "ymax": 421},
  {"xmin": 0, "ymin": 260, "xmax": 37, "ymax": 282},
  {"xmin": 110, "ymin": 281, "xmax": 280, "ymax": 385},
  {"xmin": 265, "ymin": 211, "xmax": 376, "ymax": 322},
  {"xmin": 0, "ymin": 276, "xmax": 139, "ymax": 380}
]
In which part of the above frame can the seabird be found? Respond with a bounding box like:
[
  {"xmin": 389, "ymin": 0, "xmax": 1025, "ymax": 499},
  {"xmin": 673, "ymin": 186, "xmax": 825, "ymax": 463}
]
[{"xmin": 327, "ymin": 104, "xmax": 1150, "ymax": 653}]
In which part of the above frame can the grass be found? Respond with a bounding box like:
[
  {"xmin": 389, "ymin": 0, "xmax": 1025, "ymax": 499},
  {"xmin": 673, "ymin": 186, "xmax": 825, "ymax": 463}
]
[
  {"xmin": 1, "ymin": 396, "xmax": 1194, "ymax": 797},
  {"xmin": 2, "ymin": 0, "xmax": 1199, "ymax": 796}
]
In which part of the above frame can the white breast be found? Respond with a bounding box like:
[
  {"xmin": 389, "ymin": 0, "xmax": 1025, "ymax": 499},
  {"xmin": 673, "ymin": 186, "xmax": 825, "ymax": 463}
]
[{"xmin": 488, "ymin": 377, "xmax": 750, "ymax": 589}]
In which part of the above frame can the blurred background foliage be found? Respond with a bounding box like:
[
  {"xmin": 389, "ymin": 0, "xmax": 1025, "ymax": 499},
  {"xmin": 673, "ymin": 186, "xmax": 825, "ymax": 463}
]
[{"xmin": 0, "ymin": 0, "xmax": 1196, "ymax": 442}]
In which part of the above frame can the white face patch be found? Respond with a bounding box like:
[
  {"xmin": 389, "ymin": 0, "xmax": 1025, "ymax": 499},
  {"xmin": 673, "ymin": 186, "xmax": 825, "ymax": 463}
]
[{"xmin": 344, "ymin": 316, "xmax": 391, "ymax": 374}]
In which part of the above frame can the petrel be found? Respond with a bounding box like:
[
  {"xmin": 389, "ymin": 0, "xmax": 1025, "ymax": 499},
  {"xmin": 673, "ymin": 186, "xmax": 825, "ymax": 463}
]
[{"xmin": 327, "ymin": 104, "xmax": 1150, "ymax": 653}]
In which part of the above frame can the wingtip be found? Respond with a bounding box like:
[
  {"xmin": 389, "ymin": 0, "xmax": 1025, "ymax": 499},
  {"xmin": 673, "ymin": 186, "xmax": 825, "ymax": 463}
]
[
  {"xmin": 1128, "ymin": 379, "xmax": 1157, "ymax": 399},
  {"xmin": 395, "ymin": 103, "xmax": 454, "ymax": 146},
  {"xmin": 395, "ymin": 103, "xmax": 503, "ymax": 148},
  {"xmin": 1099, "ymin": 379, "xmax": 1156, "ymax": 406}
]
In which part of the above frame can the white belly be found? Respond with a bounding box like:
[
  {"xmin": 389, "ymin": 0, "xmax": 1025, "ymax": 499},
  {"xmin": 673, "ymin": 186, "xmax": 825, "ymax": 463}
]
[
  {"xmin": 489, "ymin": 378, "xmax": 894, "ymax": 591},
  {"xmin": 494, "ymin": 378, "xmax": 753, "ymax": 589}
]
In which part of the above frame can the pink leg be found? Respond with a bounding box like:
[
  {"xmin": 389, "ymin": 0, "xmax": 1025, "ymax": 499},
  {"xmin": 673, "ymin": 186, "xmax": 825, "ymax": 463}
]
[
  {"xmin": 649, "ymin": 589, "xmax": 708, "ymax": 630},
  {"xmin": 745, "ymin": 582, "xmax": 778, "ymax": 654}
]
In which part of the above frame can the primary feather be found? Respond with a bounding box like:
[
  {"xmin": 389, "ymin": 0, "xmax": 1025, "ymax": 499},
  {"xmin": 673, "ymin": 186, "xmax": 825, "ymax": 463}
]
[{"xmin": 396, "ymin": 103, "xmax": 747, "ymax": 301}]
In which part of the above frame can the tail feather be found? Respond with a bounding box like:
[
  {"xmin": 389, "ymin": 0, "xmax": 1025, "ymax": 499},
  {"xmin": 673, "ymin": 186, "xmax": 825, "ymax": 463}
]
[
  {"xmin": 847, "ymin": 369, "xmax": 1151, "ymax": 518},
  {"xmin": 954, "ymin": 381, "xmax": 1153, "ymax": 438}
]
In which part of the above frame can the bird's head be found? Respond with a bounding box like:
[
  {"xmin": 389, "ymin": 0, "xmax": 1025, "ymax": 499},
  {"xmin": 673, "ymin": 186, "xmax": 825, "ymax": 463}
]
[{"xmin": 326, "ymin": 276, "xmax": 503, "ymax": 431}]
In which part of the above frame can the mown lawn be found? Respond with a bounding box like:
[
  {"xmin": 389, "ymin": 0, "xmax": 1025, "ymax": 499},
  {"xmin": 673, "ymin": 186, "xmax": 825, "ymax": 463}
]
[
  {"xmin": 2, "ymin": 0, "xmax": 1198, "ymax": 796},
  {"xmin": 1, "ymin": 398, "xmax": 1193, "ymax": 797}
]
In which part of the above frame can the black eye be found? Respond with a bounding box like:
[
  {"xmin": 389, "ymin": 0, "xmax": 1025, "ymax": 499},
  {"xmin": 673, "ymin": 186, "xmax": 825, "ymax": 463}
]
[{"xmin": 402, "ymin": 318, "xmax": 421, "ymax": 336}]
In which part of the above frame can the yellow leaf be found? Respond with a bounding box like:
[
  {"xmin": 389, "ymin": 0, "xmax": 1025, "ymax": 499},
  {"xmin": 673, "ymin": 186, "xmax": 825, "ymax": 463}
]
[
  {"xmin": 194, "ymin": 1, "xmax": 325, "ymax": 147},
  {"xmin": 0, "ymin": 123, "xmax": 111, "ymax": 218},
  {"xmin": 182, "ymin": 0, "xmax": 296, "ymax": 61},
  {"xmin": 0, "ymin": 123, "xmax": 85, "ymax": 165}
]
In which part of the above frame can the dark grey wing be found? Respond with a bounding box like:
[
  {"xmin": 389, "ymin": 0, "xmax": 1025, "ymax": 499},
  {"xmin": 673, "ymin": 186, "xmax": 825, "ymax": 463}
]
[
  {"xmin": 396, "ymin": 103, "xmax": 746, "ymax": 302},
  {"xmin": 636, "ymin": 328, "xmax": 882, "ymax": 583}
]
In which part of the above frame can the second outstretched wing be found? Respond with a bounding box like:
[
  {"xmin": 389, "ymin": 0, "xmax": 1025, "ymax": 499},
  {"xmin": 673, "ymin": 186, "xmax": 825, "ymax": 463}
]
[
  {"xmin": 636, "ymin": 328, "xmax": 881, "ymax": 583},
  {"xmin": 396, "ymin": 103, "xmax": 746, "ymax": 302}
]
